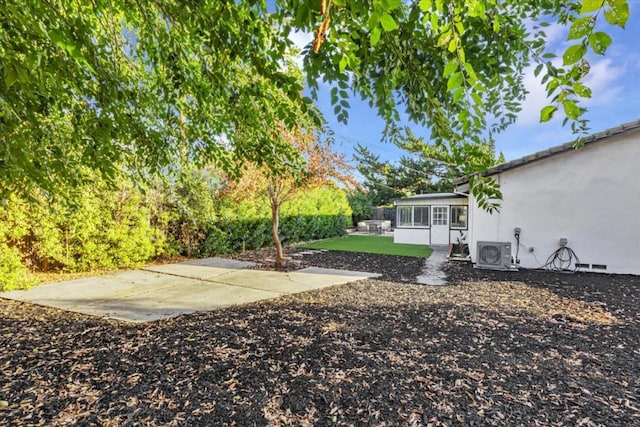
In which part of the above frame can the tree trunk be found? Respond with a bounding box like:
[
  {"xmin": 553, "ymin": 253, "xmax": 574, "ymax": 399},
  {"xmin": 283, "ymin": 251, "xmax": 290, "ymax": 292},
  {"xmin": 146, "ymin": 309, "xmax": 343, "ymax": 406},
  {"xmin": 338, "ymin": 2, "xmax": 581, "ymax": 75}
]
[{"xmin": 271, "ymin": 202, "xmax": 286, "ymax": 267}]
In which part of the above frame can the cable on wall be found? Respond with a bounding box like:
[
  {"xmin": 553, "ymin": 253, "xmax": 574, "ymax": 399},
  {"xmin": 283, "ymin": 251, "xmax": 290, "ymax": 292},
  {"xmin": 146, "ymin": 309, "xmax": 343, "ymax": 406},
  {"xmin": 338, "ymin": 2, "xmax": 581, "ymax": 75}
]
[
  {"xmin": 542, "ymin": 245, "xmax": 581, "ymax": 273},
  {"xmin": 515, "ymin": 231, "xmax": 580, "ymax": 272}
]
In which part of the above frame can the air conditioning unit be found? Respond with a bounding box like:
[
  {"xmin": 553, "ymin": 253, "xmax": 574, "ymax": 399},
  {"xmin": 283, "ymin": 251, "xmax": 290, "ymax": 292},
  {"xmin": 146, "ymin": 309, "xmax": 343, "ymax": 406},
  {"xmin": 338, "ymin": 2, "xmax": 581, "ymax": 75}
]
[{"xmin": 476, "ymin": 241, "xmax": 515, "ymax": 271}]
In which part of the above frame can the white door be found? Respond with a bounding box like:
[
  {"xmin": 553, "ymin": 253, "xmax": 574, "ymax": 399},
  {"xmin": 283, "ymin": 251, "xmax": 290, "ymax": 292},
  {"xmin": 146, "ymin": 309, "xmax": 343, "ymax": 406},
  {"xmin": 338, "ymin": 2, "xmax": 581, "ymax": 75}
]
[{"xmin": 431, "ymin": 206, "xmax": 449, "ymax": 245}]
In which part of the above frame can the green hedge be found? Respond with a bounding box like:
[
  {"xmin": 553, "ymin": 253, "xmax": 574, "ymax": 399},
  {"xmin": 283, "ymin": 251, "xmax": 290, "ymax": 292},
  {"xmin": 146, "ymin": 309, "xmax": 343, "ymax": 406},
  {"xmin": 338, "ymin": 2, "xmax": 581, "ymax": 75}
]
[
  {"xmin": 0, "ymin": 174, "xmax": 351, "ymax": 291},
  {"xmin": 197, "ymin": 185, "xmax": 351, "ymax": 256},
  {"xmin": 0, "ymin": 182, "xmax": 168, "ymax": 291},
  {"xmin": 0, "ymin": 243, "xmax": 35, "ymax": 291},
  {"xmin": 202, "ymin": 214, "xmax": 348, "ymax": 255}
]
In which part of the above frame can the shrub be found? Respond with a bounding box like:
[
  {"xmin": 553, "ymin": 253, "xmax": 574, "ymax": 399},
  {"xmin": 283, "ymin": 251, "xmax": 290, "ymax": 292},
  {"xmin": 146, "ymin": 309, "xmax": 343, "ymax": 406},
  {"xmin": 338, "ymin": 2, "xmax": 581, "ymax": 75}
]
[
  {"xmin": 347, "ymin": 189, "xmax": 374, "ymax": 225},
  {"xmin": 0, "ymin": 243, "xmax": 34, "ymax": 291},
  {"xmin": 200, "ymin": 185, "xmax": 351, "ymax": 255},
  {"xmin": 0, "ymin": 169, "xmax": 352, "ymax": 282}
]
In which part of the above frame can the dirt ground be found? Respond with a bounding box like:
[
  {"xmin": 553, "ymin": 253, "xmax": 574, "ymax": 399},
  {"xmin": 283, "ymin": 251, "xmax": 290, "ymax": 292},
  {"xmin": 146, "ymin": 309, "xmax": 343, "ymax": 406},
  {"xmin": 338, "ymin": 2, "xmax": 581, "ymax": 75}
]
[{"xmin": 1, "ymin": 248, "xmax": 638, "ymax": 426}]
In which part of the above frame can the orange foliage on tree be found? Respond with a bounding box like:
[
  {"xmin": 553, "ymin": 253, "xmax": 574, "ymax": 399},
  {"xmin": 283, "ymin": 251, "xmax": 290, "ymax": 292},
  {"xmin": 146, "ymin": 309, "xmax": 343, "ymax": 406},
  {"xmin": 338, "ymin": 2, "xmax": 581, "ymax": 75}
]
[{"xmin": 223, "ymin": 124, "xmax": 357, "ymax": 267}]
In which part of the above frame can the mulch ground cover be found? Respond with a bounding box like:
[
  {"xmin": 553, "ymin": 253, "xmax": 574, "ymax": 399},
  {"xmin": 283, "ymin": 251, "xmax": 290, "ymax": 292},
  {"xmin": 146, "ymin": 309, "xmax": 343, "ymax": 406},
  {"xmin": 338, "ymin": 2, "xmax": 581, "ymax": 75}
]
[
  {"xmin": 227, "ymin": 246, "xmax": 427, "ymax": 282},
  {"xmin": 1, "ymin": 249, "xmax": 639, "ymax": 426}
]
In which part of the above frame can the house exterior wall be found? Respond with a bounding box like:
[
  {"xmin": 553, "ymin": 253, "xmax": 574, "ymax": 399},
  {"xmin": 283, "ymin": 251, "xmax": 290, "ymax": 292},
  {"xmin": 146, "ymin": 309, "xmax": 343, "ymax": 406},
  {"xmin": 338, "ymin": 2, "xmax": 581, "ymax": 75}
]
[
  {"xmin": 394, "ymin": 228, "xmax": 431, "ymax": 245},
  {"xmin": 394, "ymin": 197, "xmax": 469, "ymax": 246},
  {"xmin": 393, "ymin": 228, "xmax": 469, "ymax": 245},
  {"xmin": 468, "ymin": 130, "xmax": 640, "ymax": 275}
]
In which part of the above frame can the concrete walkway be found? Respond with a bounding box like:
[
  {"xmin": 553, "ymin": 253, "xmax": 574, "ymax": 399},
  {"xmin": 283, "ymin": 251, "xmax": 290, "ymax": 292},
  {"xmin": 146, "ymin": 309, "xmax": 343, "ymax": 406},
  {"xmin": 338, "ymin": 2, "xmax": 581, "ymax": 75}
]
[
  {"xmin": 2, "ymin": 258, "xmax": 380, "ymax": 322},
  {"xmin": 416, "ymin": 245, "xmax": 449, "ymax": 285}
]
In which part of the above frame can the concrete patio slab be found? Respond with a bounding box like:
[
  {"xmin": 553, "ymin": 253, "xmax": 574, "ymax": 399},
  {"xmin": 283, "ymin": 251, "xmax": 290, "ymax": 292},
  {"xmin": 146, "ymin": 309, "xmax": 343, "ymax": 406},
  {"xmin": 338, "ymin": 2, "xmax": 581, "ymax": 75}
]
[
  {"xmin": 298, "ymin": 267, "xmax": 382, "ymax": 278},
  {"xmin": 177, "ymin": 258, "xmax": 258, "ymax": 268},
  {"xmin": 2, "ymin": 258, "xmax": 376, "ymax": 322},
  {"xmin": 142, "ymin": 264, "xmax": 237, "ymax": 281},
  {"xmin": 211, "ymin": 268, "xmax": 374, "ymax": 294}
]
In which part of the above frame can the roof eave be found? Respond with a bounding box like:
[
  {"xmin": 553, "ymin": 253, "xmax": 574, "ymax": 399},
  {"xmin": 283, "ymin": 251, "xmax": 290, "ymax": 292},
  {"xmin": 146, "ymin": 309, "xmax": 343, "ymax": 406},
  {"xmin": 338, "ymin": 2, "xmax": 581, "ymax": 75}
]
[{"xmin": 453, "ymin": 118, "xmax": 640, "ymax": 186}]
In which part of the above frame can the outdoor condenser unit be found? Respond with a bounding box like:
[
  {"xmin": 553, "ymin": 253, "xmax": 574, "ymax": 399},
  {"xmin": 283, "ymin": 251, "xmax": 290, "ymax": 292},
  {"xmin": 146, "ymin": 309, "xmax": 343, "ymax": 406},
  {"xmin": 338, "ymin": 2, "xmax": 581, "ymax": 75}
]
[{"xmin": 476, "ymin": 241, "xmax": 514, "ymax": 271}]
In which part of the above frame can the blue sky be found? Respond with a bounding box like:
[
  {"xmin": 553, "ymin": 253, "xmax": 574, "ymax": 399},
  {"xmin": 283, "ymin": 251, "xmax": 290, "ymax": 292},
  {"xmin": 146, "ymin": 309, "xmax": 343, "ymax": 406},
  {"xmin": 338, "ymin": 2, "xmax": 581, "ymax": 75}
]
[{"xmin": 295, "ymin": 4, "xmax": 640, "ymax": 167}]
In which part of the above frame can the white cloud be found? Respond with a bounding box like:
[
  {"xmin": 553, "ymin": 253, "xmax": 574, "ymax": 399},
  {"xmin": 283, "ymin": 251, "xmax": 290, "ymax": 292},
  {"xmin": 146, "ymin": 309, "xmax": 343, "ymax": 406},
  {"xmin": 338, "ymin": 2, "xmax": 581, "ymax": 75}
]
[
  {"xmin": 289, "ymin": 30, "xmax": 313, "ymax": 50},
  {"xmin": 523, "ymin": 18, "xmax": 567, "ymax": 48},
  {"xmin": 514, "ymin": 13, "xmax": 630, "ymax": 126},
  {"xmin": 582, "ymin": 58, "xmax": 625, "ymax": 105},
  {"xmin": 516, "ymin": 59, "xmax": 562, "ymax": 125},
  {"xmin": 288, "ymin": 30, "xmax": 313, "ymax": 71},
  {"xmin": 539, "ymin": 22, "xmax": 566, "ymax": 46},
  {"xmin": 516, "ymin": 56, "xmax": 626, "ymax": 125}
]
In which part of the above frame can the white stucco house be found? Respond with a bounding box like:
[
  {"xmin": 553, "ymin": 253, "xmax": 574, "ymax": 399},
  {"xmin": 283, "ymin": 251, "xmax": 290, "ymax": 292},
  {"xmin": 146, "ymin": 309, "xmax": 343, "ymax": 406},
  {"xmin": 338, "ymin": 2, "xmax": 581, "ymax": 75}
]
[{"xmin": 394, "ymin": 119, "xmax": 640, "ymax": 275}]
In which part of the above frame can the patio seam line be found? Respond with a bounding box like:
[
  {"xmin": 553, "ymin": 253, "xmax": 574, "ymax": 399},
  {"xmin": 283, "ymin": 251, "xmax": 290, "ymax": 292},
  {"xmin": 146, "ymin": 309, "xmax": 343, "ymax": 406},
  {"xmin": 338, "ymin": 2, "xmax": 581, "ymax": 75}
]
[
  {"xmin": 282, "ymin": 273, "xmax": 322, "ymax": 290},
  {"xmin": 139, "ymin": 267, "xmax": 289, "ymax": 295}
]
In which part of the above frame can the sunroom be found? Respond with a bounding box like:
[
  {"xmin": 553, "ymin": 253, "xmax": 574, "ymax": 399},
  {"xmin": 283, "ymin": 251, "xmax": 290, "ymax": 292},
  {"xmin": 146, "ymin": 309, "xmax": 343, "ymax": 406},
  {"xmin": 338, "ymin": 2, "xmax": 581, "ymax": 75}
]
[{"xmin": 393, "ymin": 193, "xmax": 469, "ymax": 246}]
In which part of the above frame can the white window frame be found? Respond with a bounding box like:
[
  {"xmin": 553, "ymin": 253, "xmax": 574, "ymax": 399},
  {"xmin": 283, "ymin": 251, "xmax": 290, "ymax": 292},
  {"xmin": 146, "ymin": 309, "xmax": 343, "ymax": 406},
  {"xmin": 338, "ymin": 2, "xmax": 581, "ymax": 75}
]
[
  {"xmin": 397, "ymin": 206, "xmax": 413, "ymax": 227},
  {"xmin": 450, "ymin": 205, "xmax": 468, "ymax": 229},
  {"xmin": 396, "ymin": 205, "xmax": 430, "ymax": 228},
  {"xmin": 414, "ymin": 206, "xmax": 430, "ymax": 227},
  {"xmin": 432, "ymin": 206, "xmax": 448, "ymax": 226}
]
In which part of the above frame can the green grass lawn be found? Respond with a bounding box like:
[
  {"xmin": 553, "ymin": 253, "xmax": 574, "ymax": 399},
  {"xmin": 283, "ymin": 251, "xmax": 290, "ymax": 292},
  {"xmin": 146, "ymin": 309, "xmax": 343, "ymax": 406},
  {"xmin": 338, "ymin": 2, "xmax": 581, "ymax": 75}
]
[{"xmin": 300, "ymin": 235, "xmax": 432, "ymax": 258}]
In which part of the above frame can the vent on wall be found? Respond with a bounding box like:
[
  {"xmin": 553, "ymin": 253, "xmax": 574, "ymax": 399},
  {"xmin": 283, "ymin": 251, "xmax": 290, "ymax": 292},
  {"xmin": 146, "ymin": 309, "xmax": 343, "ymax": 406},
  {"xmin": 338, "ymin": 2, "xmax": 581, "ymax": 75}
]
[{"xmin": 476, "ymin": 241, "xmax": 514, "ymax": 271}]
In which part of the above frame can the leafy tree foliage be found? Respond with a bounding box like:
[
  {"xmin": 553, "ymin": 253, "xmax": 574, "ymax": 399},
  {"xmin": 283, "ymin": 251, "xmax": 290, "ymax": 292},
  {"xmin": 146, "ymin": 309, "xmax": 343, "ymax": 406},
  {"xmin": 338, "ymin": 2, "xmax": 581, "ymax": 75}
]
[
  {"xmin": 223, "ymin": 125, "xmax": 356, "ymax": 266},
  {"xmin": 346, "ymin": 189, "xmax": 375, "ymax": 224},
  {"xmin": 284, "ymin": 0, "xmax": 629, "ymax": 205},
  {"xmin": 1, "ymin": 0, "xmax": 629, "ymax": 206},
  {"xmin": 0, "ymin": 0, "xmax": 317, "ymax": 199},
  {"xmin": 397, "ymin": 129, "xmax": 506, "ymax": 210},
  {"xmin": 354, "ymin": 143, "xmax": 455, "ymax": 206},
  {"xmin": 159, "ymin": 165, "xmax": 221, "ymax": 257},
  {"xmin": 0, "ymin": 177, "xmax": 169, "ymax": 290},
  {"xmin": 297, "ymin": 0, "xmax": 628, "ymax": 134}
]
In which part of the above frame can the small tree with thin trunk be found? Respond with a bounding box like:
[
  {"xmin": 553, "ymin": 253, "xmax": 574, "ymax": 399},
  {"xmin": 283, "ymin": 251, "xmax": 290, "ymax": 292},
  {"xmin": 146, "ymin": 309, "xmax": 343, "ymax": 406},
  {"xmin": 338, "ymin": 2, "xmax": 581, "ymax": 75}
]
[
  {"xmin": 226, "ymin": 125, "xmax": 357, "ymax": 267},
  {"xmin": 269, "ymin": 127, "xmax": 358, "ymax": 266}
]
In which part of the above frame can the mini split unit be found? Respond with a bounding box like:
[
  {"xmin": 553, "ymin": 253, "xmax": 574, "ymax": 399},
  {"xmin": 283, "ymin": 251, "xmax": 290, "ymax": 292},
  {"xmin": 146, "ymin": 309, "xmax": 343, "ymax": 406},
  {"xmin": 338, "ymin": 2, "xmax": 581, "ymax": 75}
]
[{"xmin": 476, "ymin": 241, "xmax": 515, "ymax": 271}]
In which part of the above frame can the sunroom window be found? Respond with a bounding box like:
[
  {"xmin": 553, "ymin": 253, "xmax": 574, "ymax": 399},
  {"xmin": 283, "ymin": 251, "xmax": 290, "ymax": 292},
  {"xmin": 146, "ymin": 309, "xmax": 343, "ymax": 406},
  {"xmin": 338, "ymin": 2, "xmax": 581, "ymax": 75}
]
[
  {"xmin": 397, "ymin": 206, "xmax": 412, "ymax": 226},
  {"xmin": 414, "ymin": 206, "xmax": 430, "ymax": 226},
  {"xmin": 451, "ymin": 205, "xmax": 468, "ymax": 229},
  {"xmin": 397, "ymin": 205, "xmax": 429, "ymax": 227}
]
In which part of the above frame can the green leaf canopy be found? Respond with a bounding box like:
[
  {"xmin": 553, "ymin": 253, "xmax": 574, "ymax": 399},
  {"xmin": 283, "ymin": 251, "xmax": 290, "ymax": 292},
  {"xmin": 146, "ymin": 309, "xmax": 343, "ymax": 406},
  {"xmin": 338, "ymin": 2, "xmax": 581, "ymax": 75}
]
[
  {"xmin": 0, "ymin": 0, "xmax": 629, "ymax": 203},
  {"xmin": 0, "ymin": 1, "xmax": 317, "ymax": 199}
]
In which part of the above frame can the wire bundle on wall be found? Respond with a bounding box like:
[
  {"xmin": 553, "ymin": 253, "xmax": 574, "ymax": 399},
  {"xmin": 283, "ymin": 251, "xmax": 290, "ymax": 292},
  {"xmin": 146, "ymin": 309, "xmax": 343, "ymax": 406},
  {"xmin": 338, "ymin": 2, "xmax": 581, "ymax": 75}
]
[
  {"xmin": 543, "ymin": 246, "xmax": 581, "ymax": 272},
  {"xmin": 514, "ymin": 228, "xmax": 581, "ymax": 273}
]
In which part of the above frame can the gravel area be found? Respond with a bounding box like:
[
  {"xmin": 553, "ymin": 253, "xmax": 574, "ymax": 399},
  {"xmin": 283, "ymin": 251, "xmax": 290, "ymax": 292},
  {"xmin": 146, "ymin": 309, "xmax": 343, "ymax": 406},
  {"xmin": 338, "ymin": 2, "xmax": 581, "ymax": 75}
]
[{"xmin": 1, "ymin": 249, "xmax": 639, "ymax": 426}]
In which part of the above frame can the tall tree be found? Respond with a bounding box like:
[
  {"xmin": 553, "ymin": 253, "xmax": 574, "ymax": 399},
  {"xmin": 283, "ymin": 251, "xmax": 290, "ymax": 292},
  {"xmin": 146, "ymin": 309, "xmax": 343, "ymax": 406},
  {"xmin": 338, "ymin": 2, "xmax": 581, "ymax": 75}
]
[
  {"xmin": 287, "ymin": 0, "xmax": 629, "ymax": 205},
  {"xmin": 398, "ymin": 129, "xmax": 507, "ymax": 210},
  {"xmin": 346, "ymin": 189, "xmax": 374, "ymax": 224},
  {"xmin": 0, "ymin": 1, "xmax": 317, "ymax": 199},
  {"xmin": 354, "ymin": 143, "xmax": 454, "ymax": 206}
]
